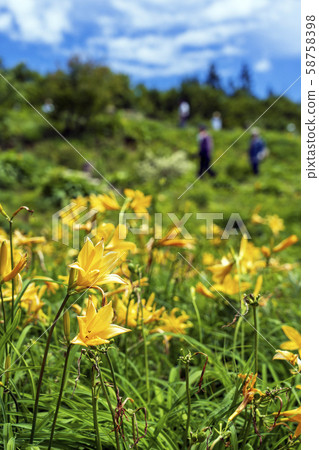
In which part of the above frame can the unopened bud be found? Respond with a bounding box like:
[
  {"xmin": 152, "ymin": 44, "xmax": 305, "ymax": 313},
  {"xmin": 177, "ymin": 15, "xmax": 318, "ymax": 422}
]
[
  {"xmin": 0, "ymin": 204, "xmax": 10, "ymax": 220},
  {"xmin": 68, "ymin": 267, "xmax": 77, "ymax": 292},
  {"xmin": 63, "ymin": 311, "xmax": 70, "ymax": 343}
]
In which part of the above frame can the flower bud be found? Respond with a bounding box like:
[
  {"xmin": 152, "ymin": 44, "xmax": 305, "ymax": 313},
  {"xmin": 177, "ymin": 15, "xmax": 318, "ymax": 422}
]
[
  {"xmin": 0, "ymin": 241, "xmax": 9, "ymax": 280},
  {"xmin": 67, "ymin": 267, "xmax": 77, "ymax": 292},
  {"xmin": 0, "ymin": 204, "xmax": 10, "ymax": 220}
]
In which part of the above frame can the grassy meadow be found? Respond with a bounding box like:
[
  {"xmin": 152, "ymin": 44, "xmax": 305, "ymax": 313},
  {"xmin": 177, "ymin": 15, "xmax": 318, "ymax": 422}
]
[{"xmin": 0, "ymin": 111, "xmax": 301, "ymax": 449}]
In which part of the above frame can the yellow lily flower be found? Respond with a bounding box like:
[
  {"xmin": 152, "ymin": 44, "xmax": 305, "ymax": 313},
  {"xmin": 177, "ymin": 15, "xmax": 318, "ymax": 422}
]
[
  {"xmin": 89, "ymin": 193, "xmax": 120, "ymax": 212},
  {"xmin": 261, "ymin": 246, "xmax": 271, "ymax": 258},
  {"xmin": 20, "ymin": 283, "xmax": 48, "ymax": 323},
  {"xmin": 14, "ymin": 230, "xmax": 46, "ymax": 247},
  {"xmin": 228, "ymin": 373, "xmax": 264, "ymax": 422},
  {"xmin": 202, "ymin": 252, "xmax": 215, "ymax": 266},
  {"xmin": 95, "ymin": 223, "xmax": 136, "ymax": 254},
  {"xmin": 239, "ymin": 242, "xmax": 265, "ymax": 274},
  {"xmin": 105, "ymin": 277, "xmax": 148, "ymax": 298},
  {"xmin": 206, "ymin": 257, "xmax": 234, "ymax": 283},
  {"xmin": 251, "ymin": 212, "xmax": 266, "ymax": 225},
  {"xmin": 156, "ymin": 226, "xmax": 194, "ymax": 249},
  {"xmin": 253, "ymin": 275, "xmax": 263, "ymax": 298},
  {"xmin": 69, "ymin": 238, "xmax": 126, "ymax": 290},
  {"xmin": 266, "ymin": 214, "xmax": 285, "ymax": 236},
  {"xmin": 273, "ymin": 350, "xmax": 301, "ymax": 373},
  {"xmin": 273, "ymin": 235, "xmax": 298, "ymax": 253},
  {"xmin": 72, "ymin": 295, "xmax": 99, "ymax": 316},
  {"xmin": 115, "ymin": 292, "xmax": 165, "ymax": 327},
  {"xmin": 195, "ymin": 281, "xmax": 216, "ymax": 299},
  {"xmin": 280, "ymin": 325, "xmax": 301, "ymax": 357},
  {"xmin": 153, "ymin": 308, "xmax": 192, "ymax": 341},
  {"xmin": 0, "ymin": 240, "xmax": 27, "ymax": 284},
  {"xmin": 276, "ymin": 406, "xmax": 301, "ymax": 438},
  {"xmin": 71, "ymin": 297, "xmax": 130, "ymax": 347},
  {"xmin": 212, "ymin": 274, "xmax": 251, "ymax": 296},
  {"xmin": 124, "ymin": 189, "xmax": 152, "ymax": 217}
]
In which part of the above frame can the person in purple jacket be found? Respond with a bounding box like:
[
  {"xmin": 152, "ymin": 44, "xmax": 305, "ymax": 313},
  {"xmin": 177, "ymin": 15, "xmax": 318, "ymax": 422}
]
[
  {"xmin": 198, "ymin": 125, "xmax": 216, "ymax": 177},
  {"xmin": 248, "ymin": 128, "xmax": 266, "ymax": 175}
]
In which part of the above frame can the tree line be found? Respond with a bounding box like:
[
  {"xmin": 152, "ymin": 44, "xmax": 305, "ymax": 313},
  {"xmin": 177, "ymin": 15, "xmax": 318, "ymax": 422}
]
[{"xmin": 0, "ymin": 57, "xmax": 300, "ymax": 140}]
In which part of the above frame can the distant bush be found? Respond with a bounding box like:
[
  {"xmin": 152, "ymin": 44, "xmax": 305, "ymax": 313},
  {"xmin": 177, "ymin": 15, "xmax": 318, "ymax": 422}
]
[
  {"xmin": 0, "ymin": 151, "xmax": 40, "ymax": 188},
  {"xmin": 40, "ymin": 168, "xmax": 103, "ymax": 207},
  {"xmin": 136, "ymin": 150, "xmax": 194, "ymax": 182}
]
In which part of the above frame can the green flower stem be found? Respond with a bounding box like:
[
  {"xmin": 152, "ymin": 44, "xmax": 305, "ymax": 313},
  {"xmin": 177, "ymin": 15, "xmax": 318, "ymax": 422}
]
[
  {"xmin": 9, "ymin": 220, "xmax": 14, "ymax": 322},
  {"xmin": 105, "ymin": 350, "xmax": 118, "ymax": 394},
  {"xmin": 48, "ymin": 344, "xmax": 72, "ymax": 450},
  {"xmin": 184, "ymin": 360, "xmax": 191, "ymax": 448},
  {"xmin": 92, "ymin": 365, "xmax": 102, "ymax": 450},
  {"xmin": 191, "ymin": 290, "xmax": 202, "ymax": 344},
  {"xmin": 235, "ymin": 255, "xmax": 245, "ymax": 363},
  {"xmin": 124, "ymin": 296, "xmax": 132, "ymax": 378},
  {"xmin": 30, "ymin": 292, "xmax": 71, "ymax": 443},
  {"xmin": 140, "ymin": 305, "xmax": 150, "ymax": 403},
  {"xmin": 253, "ymin": 306, "xmax": 259, "ymax": 374},
  {"xmin": 99, "ymin": 363, "xmax": 120, "ymax": 450}
]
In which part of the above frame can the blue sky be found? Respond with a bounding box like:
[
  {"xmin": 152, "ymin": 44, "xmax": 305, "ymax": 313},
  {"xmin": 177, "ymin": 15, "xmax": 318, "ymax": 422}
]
[{"xmin": 0, "ymin": 0, "xmax": 301, "ymax": 101}]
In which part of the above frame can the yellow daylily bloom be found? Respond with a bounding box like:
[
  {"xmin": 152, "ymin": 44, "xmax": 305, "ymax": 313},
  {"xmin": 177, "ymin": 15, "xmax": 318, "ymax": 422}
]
[
  {"xmin": 14, "ymin": 230, "xmax": 46, "ymax": 247},
  {"xmin": 261, "ymin": 246, "xmax": 271, "ymax": 258},
  {"xmin": 228, "ymin": 374, "xmax": 264, "ymax": 422},
  {"xmin": 71, "ymin": 297, "xmax": 130, "ymax": 347},
  {"xmin": 153, "ymin": 308, "xmax": 192, "ymax": 341},
  {"xmin": 95, "ymin": 223, "xmax": 136, "ymax": 254},
  {"xmin": 276, "ymin": 406, "xmax": 301, "ymax": 438},
  {"xmin": 212, "ymin": 274, "xmax": 251, "ymax": 296},
  {"xmin": 89, "ymin": 193, "xmax": 120, "ymax": 212},
  {"xmin": 20, "ymin": 283, "xmax": 48, "ymax": 323},
  {"xmin": 72, "ymin": 295, "xmax": 99, "ymax": 316},
  {"xmin": 273, "ymin": 350, "xmax": 301, "ymax": 372},
  {"xmin": 206, "ymin": 257, "xmax": 234, "ymax": 283},
  {"xmin": 0, "ymin": 241, "xmax": 27, "ymax": 284},
  {"xmin": 239, "ymin": 242, "xmax": 265, "ymax": 274},
  {"xmin": 124, "ymin": 189, "xmax": 152, "ymax": 217},
  {"xmin": 69, "ymin": 238, "xmax": 126, "ymax": 290},
  {"xmin": 115, "ymin": 292, "xmax": 165, "ymax": 327},
  {"xmin": 105, "ymin": 277, "xmax": 149, "ymax": 298},
  {"xmin": 280, "ymin": 325, "xmax": 301, "ymax": 357},
  {"xmin": 251, "ymin": 212, "xmax": 266, "ymax": 225},
  {"xmin": 202, "ymin": 252, "xmax": 215, "ymax": 266},
  {"xmin": 156, "ymin": 226, "xmax": 194, "ymax": 249},
  {"xmin": 273, "ymin": 235, "xmax": 298, "ymax": 253},
  {"xmin": 2, "ymin": 274, "xmax": 23, "ymax": 301},
  {"xmin": 195, "ymin": 281, "xmax": 216, "ymax": 299},
  {"xmin": 266, "ymin": 214, "xmax": 285, "ymax": 236},
  {"xmin": 253, "ymin": 275, "xmax": 263, "ymax": 298}
]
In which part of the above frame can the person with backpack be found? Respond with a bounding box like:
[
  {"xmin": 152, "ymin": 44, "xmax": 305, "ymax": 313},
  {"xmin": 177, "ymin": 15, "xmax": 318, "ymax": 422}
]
[{"xmin": 198, "ymin": 125, "xmax": 216, "ymax": 177}]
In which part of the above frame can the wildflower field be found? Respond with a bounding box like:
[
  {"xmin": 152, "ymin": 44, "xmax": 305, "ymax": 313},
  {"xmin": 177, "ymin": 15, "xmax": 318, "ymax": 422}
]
[{"xmin": 0, "ymin": 116, "xmax": 300, "ymax": 449}]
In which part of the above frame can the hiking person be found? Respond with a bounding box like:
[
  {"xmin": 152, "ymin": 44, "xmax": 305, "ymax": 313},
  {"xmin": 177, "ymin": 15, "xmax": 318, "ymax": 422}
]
[
  {"xmin": 198, "ymin": 125, "xmax": 216, "ymax": 177},
  {"xmin": 248, "ymin": 128, "xmax": 266, "ymax": 175},
  {"xmin": 211, "ymin": 111, "xmax": 222, "ymax": 131},
  {"xmin": 178, "ymin": 100, "xmax": 190, "ymax": 127}
]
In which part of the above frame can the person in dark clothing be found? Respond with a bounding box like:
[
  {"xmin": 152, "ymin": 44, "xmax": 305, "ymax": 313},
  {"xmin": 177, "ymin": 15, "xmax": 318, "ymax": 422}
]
[
  {"xmin": 249, "ymin": 128, "xmax": 266, "ymax": 175},
  {"xmin": 198, "ymin": 125, "xmax": 216, "ymax": 177}
]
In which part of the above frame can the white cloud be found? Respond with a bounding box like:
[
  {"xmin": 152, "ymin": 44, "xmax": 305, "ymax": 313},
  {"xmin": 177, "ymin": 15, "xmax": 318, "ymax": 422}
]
[
  {"xmin": 0, "ymin": 0, "xmax": 300, "ymax": 82},
  {"xmin": 254, "ymin": 58, "xmax": 272, "ymax": 73},
  {"xmin": 0, "ymin": 0, "xmax": 72, "ymax": 44}
]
